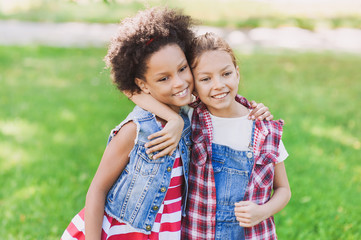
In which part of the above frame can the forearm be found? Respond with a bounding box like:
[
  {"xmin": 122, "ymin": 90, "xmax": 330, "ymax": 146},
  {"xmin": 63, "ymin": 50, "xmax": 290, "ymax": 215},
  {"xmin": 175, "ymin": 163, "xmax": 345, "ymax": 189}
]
[
  {"xmin": 262, "ymin": 161, "xmax": 291, "ymax": 218},
  {"xmin": 128, "ymin": 92, "xmax": 184, "ymax": 158},
  {"xmin": 260, "ymin": 186, "xmax": 291, "ymax": 220},
  {"xmin": 236, "ymin": 158, "xmax": 290, "ymax": 227},
  {"xmin": 84, "ymin": 189, "xmax": 106, "ymax": 240},
  {"xmin": 129, "ymin": 92, "xmax": 181, "ymax": 122}
]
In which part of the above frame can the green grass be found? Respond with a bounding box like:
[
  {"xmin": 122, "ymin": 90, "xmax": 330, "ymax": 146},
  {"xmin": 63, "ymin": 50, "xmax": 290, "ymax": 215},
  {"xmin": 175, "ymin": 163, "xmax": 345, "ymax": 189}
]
[
  {"xmin": 1, "ymin": 46, "xmax": 360, "ymax": 239},
  {"xmin": 1, "ymin": 0, "xmax": 361, "ymax": 30}
]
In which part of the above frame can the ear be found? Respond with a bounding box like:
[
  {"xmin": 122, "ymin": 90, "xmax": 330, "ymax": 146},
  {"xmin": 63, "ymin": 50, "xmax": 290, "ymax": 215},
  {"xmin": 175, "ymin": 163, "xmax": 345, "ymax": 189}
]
[
  {"xmin": 236, "ymin": 66, "xmax": 240, "ymax": 81},
  {"xmin": 135, "ymin": 78, "xmax": 151, "ymax": 94}
]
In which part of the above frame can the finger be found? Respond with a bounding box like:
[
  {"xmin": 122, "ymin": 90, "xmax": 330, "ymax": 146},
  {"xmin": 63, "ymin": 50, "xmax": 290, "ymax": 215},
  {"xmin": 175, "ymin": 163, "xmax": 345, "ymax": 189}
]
[
  {"xmin": 234, "ymin": 203, "xmax": 251, "ymax": 213},
  {"xmin": 146, "ymin": 141, "xmax": 173, "ymax": 154},
  {"xmin": 234, "ymin": 201, "xmax": 248, "ymax": 207},
  {"xmin": 249, "ymin": 103, "xmax": 262, "ymax": 113},
  {"xmin": 248, "ymin": 104, "xmax": 264, "ymax": 120},
  {"xmin": 256, "ymin": 111, "xmax": 271, "ymax": 121},
  {"xmin": 252, "ymin": 107, "xmax": 270, "ymax": 120},
  {"xmin": 153, "ymin": 145, "xmax": 177, "ymax": 159},
  {"xmin": 265, "ymin": 114, "xmax": 274, "ymax": 121},
  {"xmin": 145, "ymin": 135, "xmax": 170, "ymax": 148},
  {"xmin": 234, "ymin": 206, "xmax": 249, "ymax": 215},
  {"xmin": 148, "ymin": 129, "xmax": 167, "ymax": 140},
  {"xmin": 250, "ymin": 100, "xmax": 257, "ymax": 108},
  {"xmin": 234, "ymin": 208, "xmax": 248, "ymax": 216},
  {"xmin": 236, "ymin": 214, "xmax": 251, "ymax": 221},
  {"xmin": 238, "ymin": 219, "xmax": 252, "ymax": 228},
  {"xmin": 236, "ymin": 215, "xmax": 252, "ymax": 224}
]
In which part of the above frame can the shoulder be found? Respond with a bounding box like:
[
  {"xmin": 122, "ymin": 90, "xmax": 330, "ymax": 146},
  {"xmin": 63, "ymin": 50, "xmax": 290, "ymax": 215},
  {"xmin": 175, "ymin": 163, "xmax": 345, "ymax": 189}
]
[
  {"xmin": 120, "ymin": 120, "xmax": 137, "ymax": 132},
  {"xmin": 128, "ymin": 105, "xmax": 154, "ymax": 120},
  {"xmin": 112, "ymin": 121, "xmax": 137, "ymax": 141},
  {"xmin": 256, "ymin": 119, "xmax": 284, "ymax": 135},
  {"xmin": 110, "ymin": 106, "xmax": 154, "ymax": 136},
  {"xmin": 106, "ymin": 121, "xmax": 137, "ymax": 153}
]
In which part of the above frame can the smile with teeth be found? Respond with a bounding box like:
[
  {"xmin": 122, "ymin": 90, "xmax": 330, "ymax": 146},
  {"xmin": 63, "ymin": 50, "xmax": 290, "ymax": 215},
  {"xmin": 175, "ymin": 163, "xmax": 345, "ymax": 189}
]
[
  {"xmin": 174, "ymin": 87, "xmax": 188, "ymax": 97},
  {"xmin": 212, "ymin": 92, "xmax": 228, "ymax": 99}
]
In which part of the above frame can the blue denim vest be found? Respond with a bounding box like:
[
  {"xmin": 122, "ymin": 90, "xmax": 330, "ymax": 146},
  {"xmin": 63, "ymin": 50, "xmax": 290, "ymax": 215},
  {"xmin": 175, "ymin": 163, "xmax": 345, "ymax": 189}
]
[
  {"xmin": 212, "ymin": 121, "xmax": 255, "ymax": 240},
  {"xmin": 104, "ymin": 106, "xmax": 191, "ymax": 234}
]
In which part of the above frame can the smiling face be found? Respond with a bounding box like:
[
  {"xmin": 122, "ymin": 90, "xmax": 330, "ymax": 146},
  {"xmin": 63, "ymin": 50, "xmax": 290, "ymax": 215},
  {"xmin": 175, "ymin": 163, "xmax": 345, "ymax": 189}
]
[
  {"xmin": 193, "ymin": 50, "xmax": 241, "ymax": 117},
  {"xmin": 136, "ymin": 44, "xmax": 194, "ymax": 112}
]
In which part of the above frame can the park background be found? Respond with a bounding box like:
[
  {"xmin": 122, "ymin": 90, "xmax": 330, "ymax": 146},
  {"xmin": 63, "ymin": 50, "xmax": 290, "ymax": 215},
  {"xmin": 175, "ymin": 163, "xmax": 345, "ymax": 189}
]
[{"xmin": 1, "ymin": 0, "xmax": 360, "ymax": 239}]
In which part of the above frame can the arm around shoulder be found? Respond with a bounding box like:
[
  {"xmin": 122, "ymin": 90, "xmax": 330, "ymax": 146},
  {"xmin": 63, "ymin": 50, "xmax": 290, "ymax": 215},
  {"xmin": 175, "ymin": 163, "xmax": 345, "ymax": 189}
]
[{"xmin": 127, "ymin": 91, "xmax": 184, "ymax": 159}]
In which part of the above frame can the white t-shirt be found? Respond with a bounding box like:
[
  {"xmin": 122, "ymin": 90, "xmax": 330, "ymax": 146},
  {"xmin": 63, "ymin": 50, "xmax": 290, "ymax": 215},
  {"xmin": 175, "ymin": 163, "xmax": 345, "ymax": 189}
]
[
  {"xmin": 181, "ymin": 106, "xmax": 288, "ymax": 162},
  {"xmin": 210, "ymin": 112, "xmax": 288, "ymax": 163}
]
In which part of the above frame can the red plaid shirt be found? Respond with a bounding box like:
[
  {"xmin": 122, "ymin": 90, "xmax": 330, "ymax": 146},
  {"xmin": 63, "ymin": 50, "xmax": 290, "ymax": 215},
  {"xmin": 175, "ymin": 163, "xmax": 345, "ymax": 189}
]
[{"xmin": 182, "ymin": 95, "xmax": 284, "ymax": 240}]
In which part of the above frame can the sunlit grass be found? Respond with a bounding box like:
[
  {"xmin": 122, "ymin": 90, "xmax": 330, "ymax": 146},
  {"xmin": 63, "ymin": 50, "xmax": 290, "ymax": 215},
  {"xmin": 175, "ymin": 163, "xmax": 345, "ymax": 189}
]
[
  {"xmin": 0, "ymin": 0, "xmax": 360, "ymax": 29},
  {"xmin": 238, "ymin": 51, "xmax": 361, "ymax": 239},
  {"xmin": 1, "ymin": 46, "xmax": 360, "ymax": 239}
]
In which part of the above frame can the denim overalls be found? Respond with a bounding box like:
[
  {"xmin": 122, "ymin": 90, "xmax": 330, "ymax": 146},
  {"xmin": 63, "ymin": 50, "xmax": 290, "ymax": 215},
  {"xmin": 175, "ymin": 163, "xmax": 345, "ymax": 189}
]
[
  {"xmin": 212, "ymin": 121, "xmax": 255, "ymax": 240},
  {"xmin": 105, "ymin": 106, "xmax": 191, "ymax": 234}
]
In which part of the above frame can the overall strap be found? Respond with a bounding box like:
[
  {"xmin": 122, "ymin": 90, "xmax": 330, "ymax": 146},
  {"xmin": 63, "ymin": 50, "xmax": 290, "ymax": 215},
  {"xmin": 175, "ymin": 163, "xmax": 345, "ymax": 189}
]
[{"xmin": 248, "ymin": 120, "xmax": 256, "ymax": 151}]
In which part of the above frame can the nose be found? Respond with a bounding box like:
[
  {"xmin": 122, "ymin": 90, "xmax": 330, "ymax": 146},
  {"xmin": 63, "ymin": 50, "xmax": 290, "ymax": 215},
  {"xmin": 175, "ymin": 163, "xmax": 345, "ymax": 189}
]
[
  {"xmin": 173, "ymin": 73, "xmax": 186, "ymax": 88},
  {"xmin": 213, "ymin": 76, "xmax": 224, "ymax": 89}
]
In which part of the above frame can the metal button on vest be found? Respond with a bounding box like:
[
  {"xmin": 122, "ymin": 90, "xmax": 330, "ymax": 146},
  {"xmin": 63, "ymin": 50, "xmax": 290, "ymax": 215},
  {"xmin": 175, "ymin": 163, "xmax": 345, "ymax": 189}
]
[
  {"xmin": 247, "ymin": 152, "xmax": 253, "ymax": 159},
  {"xmin": 146, "ymin": 225, "xmax": 152, "ymax": 231},
  {"xmin": 160, "ymin": 187, "xmax": 166, "ymax": 192},
  {"xmin": 153, "ymin": 205, "xmax": 159, "ymax": 211},
  {"xmin": 167, "ymin": 166, "xmax": 172, "ymax": 172}
]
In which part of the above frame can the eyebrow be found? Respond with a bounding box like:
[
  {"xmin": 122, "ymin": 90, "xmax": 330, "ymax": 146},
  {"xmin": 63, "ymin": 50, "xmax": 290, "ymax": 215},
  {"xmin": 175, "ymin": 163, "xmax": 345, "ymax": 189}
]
[
  {"xmin": 153, "ymin": 59, "xmax": 188, "ymax": 77},
  {"xmin": 196, "ymin": 64, "xmax": 233, "ymax": 75}
]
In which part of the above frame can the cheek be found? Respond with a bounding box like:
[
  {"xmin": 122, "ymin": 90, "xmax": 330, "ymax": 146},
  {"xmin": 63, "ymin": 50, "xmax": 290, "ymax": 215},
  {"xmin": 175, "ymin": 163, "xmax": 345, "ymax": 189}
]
[
  {"xmin": 232, "ymin": 79, "xmax": 240, "ymax": 90},
  {"xmin": 193, "ymin": 82, "xmax": 202, "ymax": 95},
  {"xmin": 194, "ymin": 84, "xmax": 208, "ymax": 99},
  {"xmin": 186, "ymin": 72, "xmax": 195, "ymax": 89}
]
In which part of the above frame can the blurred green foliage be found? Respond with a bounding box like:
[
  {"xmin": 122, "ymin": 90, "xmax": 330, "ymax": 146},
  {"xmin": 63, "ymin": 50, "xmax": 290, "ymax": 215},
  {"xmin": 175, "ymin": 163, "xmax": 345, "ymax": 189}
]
[
  {"xmin": 0, "ymin": 0, "xmax": 361, "ymax": 30},
  {"xmin": 0, "ymin": 45, "xmax": 360, "ymax": 239}
]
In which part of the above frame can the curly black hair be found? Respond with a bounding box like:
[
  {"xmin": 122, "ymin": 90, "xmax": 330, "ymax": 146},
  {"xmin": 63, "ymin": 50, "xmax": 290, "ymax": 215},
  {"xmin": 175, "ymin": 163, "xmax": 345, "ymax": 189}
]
[{"xmin": 104, "ymin": 7, "xmax": 195, "ymax": 94}]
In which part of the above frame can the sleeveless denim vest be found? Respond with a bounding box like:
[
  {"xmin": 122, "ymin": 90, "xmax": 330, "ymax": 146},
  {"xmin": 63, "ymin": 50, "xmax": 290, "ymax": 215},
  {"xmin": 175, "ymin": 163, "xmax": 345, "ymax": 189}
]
[{"xmin": 104, "ymin": 106, "xmax": 191, "ymax": 234}]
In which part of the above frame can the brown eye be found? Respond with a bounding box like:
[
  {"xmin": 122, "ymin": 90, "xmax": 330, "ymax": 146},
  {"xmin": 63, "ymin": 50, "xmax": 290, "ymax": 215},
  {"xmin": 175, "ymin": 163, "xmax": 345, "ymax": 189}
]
[
  {"xmin": 179, "ymin": 65, "xmax": 188, "ymax": 72},
  {"xmin": 200, "ymin": 77, "xmax": 210, "ymax": 82},
  {"xmin": 158, "ymin": 76, "xmax": 169, "ymax": 82},
  {"xmin": 224, "ymin": 71, "xmax": 232, "ymax": 77}
]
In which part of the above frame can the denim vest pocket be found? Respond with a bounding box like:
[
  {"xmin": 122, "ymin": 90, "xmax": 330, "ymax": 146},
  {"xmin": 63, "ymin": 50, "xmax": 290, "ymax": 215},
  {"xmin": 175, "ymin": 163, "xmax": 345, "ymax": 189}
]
[{"xmin": 136, "ymin": 146, "xmax": 165, "ymax": 176}]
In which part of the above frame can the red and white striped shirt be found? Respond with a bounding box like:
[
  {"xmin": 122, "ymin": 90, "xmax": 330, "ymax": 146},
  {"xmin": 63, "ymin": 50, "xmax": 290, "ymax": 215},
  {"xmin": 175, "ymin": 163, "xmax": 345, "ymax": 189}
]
[{"xmin": 61, "ymin": 151, "xmax": 184, "ymax": 240}]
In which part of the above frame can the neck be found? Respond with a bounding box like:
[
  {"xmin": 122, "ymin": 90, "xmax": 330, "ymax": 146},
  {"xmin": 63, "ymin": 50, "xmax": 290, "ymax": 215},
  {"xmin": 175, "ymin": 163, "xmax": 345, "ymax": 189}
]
[
  {"xmin": 169, "ymin": 105, "xmax": 180, "ymax": 114},
  {"xmin": 209, "ymin": 101, "xmax": 248, "ymax": 118}
]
